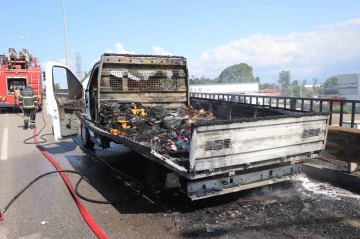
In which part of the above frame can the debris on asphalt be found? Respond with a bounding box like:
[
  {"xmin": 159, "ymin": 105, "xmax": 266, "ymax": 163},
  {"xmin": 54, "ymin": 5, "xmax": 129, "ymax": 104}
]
[
  {"xmin": 163, "ymin": 179, "xmax": 360, "ymax": 238},
  {"xmin": 206, "ymin": 227, "xmax": 215, "ymax": 233}
]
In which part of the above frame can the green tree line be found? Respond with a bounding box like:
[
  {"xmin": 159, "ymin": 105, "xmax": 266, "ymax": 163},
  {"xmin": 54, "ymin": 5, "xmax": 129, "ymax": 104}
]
[
  {"xmin": 81, "ymin": 62, "xmax": 340, "ymax": 97},
  {"xmin": 190, "ymin": 63, "xmax": 260, "ymax": 84},
  {"xmin": 276, "ymin": 70, "xmax": 339, "ymax": 97},
  {"xmin": 190, "ymin": 63, "xmax": 340, "ymax": 97}
]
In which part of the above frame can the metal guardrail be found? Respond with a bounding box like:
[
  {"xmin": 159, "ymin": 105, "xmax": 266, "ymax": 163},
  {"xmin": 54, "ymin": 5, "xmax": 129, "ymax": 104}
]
[{"xmin": 190, "ymin": 93, "xmax": 360, "ymax": 128}]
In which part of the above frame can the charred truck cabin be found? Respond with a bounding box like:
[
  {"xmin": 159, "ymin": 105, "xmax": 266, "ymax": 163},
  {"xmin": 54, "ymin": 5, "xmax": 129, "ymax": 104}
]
[{"xmin": 45, "ymin": 53, "xmax": 330, "ymax": 200}]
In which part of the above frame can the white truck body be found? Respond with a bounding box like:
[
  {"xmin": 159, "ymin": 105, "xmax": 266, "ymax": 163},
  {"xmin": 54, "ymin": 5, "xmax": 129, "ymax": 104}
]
[{"xmin": 45, "ymin": 54, "xmax": 330, "ymax": 200}]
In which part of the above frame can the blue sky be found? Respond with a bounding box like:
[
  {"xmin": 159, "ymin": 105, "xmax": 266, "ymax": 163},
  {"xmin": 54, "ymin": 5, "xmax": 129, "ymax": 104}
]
[{"xmin": 1, "ymin": 0, "xmax": 360, "ymax": 87}]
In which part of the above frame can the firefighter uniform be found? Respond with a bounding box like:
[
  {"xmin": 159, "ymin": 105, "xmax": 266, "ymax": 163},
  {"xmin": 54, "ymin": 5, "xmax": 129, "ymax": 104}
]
[{"xmin": 18, "ymin": 85, "xmax": 38, "ymax": 129}]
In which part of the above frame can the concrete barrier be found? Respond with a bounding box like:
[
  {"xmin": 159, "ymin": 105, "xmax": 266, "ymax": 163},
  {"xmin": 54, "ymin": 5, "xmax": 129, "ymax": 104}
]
[
  {"xmin": 303, "ymin": 163, "xmax": 360, "ymax": 193},
  {"xmin": 322, "ymin": 125, "xmax": 360, "ymax": 163}
]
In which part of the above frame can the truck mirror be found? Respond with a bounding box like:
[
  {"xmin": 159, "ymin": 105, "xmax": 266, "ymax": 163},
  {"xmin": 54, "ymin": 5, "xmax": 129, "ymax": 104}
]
[{"xmin": 42, "ymin": 71, "xmax": 46, "ymax": 81}]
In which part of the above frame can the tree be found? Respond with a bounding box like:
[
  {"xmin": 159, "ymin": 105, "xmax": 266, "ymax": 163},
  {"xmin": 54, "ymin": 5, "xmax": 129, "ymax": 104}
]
[
  {"xmin": 217, "ymin": 63, "xmax": 255, "ymax": 83},
  {"xmin": 54, "ymin": 83, "xmax": 60, "ymax": 90},
  {"xmin": 82, "ymin": 70, "xmax": 91, "ymax": 82},
  {"xmin": 313, "ymin": 78, "xmax": 318, "ymax": 86},
  {"xmin": 260, "ymin": 83, "xmax": 280, "ymax": 90},
  {"xmin": 323, "ymin": 76, "xmax": 339, "ymax": 95},
  {"xmin": 189, "ymin": 75, "xmax": 215, "ymax": 84},
  {"xmin": 278, "ymin": 70, "xmax": 291, "ymax": 96},
  {"xmin": 299, "ymin": 79, "xmax": 310, "ymax": 97},
  {"xmin": 312, "ymin": 78, "xmax": 320, "ymax": 95},
  {"xmin": 254, "ymin": 77, "xmax": 260, "ymax": 83},
  {"xmin": 291, "ymin": 80, "xmax": 301, "ymax": 97},
  {"xmin": 313, "ymin": 78, "xmax": 318, "ymax": 88},
  {"xmin": 302, "ymin": 79, "xmax": 307, "ymax": 86}
]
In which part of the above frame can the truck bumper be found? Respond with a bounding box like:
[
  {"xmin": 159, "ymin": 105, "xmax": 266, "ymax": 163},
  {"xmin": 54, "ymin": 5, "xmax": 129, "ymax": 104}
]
[
  {"xmin": 187, "ymin": 163, "xmax": 303, "ymax": 200},
  {"xmin": 0, "ymin": 103, "xmax": 15, "ymax": 108}
]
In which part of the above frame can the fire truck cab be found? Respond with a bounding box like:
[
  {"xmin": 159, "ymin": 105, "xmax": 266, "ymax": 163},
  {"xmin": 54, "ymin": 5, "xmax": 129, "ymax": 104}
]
[{"xmin": 0, "ymin": 48, "xmax": 43, "ymax": 111}]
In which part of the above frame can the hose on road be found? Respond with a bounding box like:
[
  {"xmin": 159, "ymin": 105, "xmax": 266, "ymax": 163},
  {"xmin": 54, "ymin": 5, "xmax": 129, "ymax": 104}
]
[
  {"xmin": 1, "ymin": 110, "xmax": 145, "ymax": 238},
  {"xmin": 23, "ymin": 111, "xmax": 51, "ymax": 144},
  {"xmin": 23, "ymin": 110, "xmax": 144, "ymax": 202},
  {"xmin": 0, "ymin": 170, "xmax": 85, "ymax": 218}
]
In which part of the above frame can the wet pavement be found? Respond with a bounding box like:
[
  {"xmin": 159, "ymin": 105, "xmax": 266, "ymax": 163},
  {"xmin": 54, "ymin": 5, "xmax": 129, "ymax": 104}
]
[
  {"xmin": 0, "ymin": 110, "xmax": 94, "ymax": 238},
  {"xmin": 1, "ymin": 108, "xmax": 360, "ymax": 239},
  {"xmin": 0, "ymin": 109, "xmax": 174, "ymax": 239}
]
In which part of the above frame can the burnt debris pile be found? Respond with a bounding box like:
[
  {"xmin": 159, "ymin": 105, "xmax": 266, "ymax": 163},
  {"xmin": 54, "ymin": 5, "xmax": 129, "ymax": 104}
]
[{"xmin": 99, "ymin": 102, "xmax": 215, "ymax": 155}]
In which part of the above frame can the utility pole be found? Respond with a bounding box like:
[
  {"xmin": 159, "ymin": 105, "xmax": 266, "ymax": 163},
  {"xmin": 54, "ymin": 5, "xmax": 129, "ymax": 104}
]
[{"xmin": 62, "ymin": 0, "xmax": 69, "ymax": 66}]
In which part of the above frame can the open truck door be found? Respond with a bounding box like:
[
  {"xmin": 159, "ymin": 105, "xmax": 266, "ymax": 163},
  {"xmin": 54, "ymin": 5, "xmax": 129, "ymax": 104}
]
[{"xmin": 45, "ymin": 61, "xmax": 85, "ymax": 141}]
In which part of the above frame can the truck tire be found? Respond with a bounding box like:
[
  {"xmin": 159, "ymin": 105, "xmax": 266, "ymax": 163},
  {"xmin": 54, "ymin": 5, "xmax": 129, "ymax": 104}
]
[
  {"xmin": 146, "ymin": 162, "xmax": 167, "ymax": 197},
  {"xmin": 81, "ymin": 123, "xmax": 95, "ymax": 149}
]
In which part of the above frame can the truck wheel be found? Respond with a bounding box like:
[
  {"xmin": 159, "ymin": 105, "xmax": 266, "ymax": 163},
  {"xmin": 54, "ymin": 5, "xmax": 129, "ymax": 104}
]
[
  {"xmin": 81, "ymin": 124, "xmax": 95, "ymax": 149},
  {"xmin": 146, "ymin": 162, "xmax": 167, "ymax": 197}
]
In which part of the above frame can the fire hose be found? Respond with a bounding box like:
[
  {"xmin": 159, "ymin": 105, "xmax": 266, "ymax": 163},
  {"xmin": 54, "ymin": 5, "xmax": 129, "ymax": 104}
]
[{"xmin": 1, "ymin": 110, "xmax": 145, "ymax": 239}]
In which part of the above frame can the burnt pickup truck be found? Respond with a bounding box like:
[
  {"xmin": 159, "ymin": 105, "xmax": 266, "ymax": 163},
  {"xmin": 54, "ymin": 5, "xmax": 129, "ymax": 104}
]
[{"xmin": 45, "ymin": 54, "xmax": 329, "ymax": 200}]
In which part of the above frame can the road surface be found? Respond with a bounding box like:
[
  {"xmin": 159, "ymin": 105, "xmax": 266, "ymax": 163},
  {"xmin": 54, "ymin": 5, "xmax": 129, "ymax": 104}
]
[
  {"xmin": 0, "ymin": 109, "xmax": 171, "ymax": 239},
  {"xmin": 1, "ymin": 108, "xmax": 360, "ymax": 239}
]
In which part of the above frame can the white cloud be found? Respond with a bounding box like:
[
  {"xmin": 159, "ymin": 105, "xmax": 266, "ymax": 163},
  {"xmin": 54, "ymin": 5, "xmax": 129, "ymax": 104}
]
[
  {"xmin": 107, "ymin": 44, "xmax": 172, "ymax": 56},
  {"xmin": 189, "ymin": 19, "xmax": 360, "ymax": 82},
  {"xmin": 107, "ymin": 43, "xmax": 135, "ymax": 54},
  {"xmin": 152, "ymin": 46, "xmax": 172, "ymax": 56}
]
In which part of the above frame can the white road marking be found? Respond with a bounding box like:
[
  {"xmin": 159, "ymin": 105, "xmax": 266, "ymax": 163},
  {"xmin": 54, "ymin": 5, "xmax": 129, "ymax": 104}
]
[{"xmin": 0, "ymin": 128, "xmax": 8, "ymax": 160}]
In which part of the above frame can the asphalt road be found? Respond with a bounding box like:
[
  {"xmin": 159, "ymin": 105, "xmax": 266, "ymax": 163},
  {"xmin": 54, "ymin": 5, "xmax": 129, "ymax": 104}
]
[
  {"xmin": 0, "ymin": 109, "xmax": 174, "ymax": 239},
  {"xmin": 1, "ymin": 107, "xmax": 360, "ymax": 239},
  {"xmin": 0, "ymin": 110, "xmax": 95, "ymax": 238}
]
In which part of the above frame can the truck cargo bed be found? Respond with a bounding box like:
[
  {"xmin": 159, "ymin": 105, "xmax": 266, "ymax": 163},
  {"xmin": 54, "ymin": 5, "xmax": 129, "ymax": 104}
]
[
  {"xmin": 76, "ymin": 98, "xmax": 329, "ymax": 180},
  {"xmin": 46, "ymin": 54, "xmax": 330, "ymax": 200}
]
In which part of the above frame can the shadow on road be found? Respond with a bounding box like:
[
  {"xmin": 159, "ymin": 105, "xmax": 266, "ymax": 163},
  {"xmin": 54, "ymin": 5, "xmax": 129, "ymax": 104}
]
[
  {"xmin": 60, "ymin": 138, "xmax": 296, "ymax": 216},
  {"xmin": 40, "ymin": 141, "xmax": 77, "ymax": 154}
]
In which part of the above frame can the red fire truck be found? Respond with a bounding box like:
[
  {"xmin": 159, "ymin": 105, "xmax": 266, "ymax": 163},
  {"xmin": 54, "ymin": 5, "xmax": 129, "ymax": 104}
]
[{"xmin": 0, "ymin": 48, "xmax": 43, "ymax": 111}]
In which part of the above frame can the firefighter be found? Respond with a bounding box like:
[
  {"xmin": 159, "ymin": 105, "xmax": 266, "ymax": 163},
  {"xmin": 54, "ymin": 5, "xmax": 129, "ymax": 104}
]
[
  {"xmin": 14, "ymin": 87, "xmax": 20, "ymax": 100},
  {"xmin": 14, "ymin": 87, "xmax": 20, "ymax": 109},
  {"xmin": 18, "ymin": 84, "xmax": 38, "ymax": 129}
]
